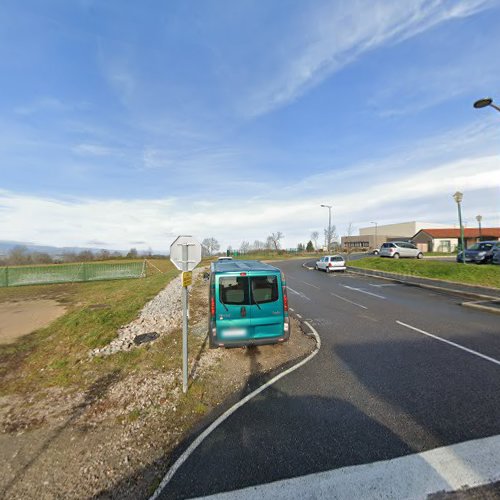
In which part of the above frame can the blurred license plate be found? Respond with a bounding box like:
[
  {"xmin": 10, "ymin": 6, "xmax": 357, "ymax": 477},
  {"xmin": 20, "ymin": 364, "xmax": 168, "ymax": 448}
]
[{"xmin": 224, "ymin": 328, "xmax": 246, "ymax": 337}]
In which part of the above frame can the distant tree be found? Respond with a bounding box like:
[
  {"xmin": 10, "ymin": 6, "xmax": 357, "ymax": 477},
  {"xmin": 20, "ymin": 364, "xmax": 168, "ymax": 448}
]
[
  {"xmin": 78, "ymin": 250, "xmax": 94, "ymax": 262},
  {"xmin": 62, "ymin": 251, "xmax": 78, "ymax": 263},
  {"xmin": 97, "ymin": 249, "xmax": 111, "ymax": 260},
  {"xmin": 306, "ymin": 240, "xmax": 314, "ymax": 252},
  {"xmin": 297, "ymin": 242, "xmax": 305, "ymax": 252},
  {"xmin": 111, "ymin": 251, "xmax": 122, "ymax": 258},
  {"xmin": 240, "ymin": 241, "xmax": 250, "ymax": 254},
  {"xmin": 202, "ymin": 237, "xmax": 220, "ymax": 256},
  {"xmin": 268, "ymin": 232, "xmax": 284, "ymax": 252},
  {"xmin": 126, "ymin": 248, "xmax": 138, "ymax": 259},
  {"xmin": 324, "ymin": 225, "xmax": 337, "ymax": 252},
  {"xmin": 344, "ymin": 222, "xmax": 355, "ymax": 261},
  {"xmin": 31, "ymin": 252, "xmax": 53, "ymax": 264},
  {"xmin": 265, "ymin": 236, "xmax": 273, "ymax": 250},
  {"xmin": 252, "ymin": 240, "xmax": 265, "ymax": 251},
  {"xmin": 311, "ymin": 231, "xmax": 319, "ymax": 250},
  {"xmin": 8, "ymin": 245, "xmax": 31, "ymax": 265}
]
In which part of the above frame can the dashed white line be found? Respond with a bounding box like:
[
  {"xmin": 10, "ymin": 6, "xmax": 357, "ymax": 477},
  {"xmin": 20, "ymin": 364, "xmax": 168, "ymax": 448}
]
[
  {"xmin": 330, "ymin": 292, "xmax": 368, "ymax": 310},
  {"xmin": 369, "ymin": 283, "xmax": 397, "ymax": 288},
  {"xmin": 296, "ymin": 314, "xmax": 302, "ymax": 319},
  {"xmin": 396, "ymin": 320, "xmax": 500, "ymax": 366},
  {"xmin": 343, "ymin": 285, "xmax": 386, "ymax": 299},
  {"xmin": 286, "ymin": 287, "xmax": 311, "ymax": 302},
  {"xmin": 301, "ymin": 281, "xmax": 320, "ymax": 289}
]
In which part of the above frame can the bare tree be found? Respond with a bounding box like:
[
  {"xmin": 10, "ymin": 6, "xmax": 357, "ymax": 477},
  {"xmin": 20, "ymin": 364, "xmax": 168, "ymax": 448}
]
[
  {"xmin": 240, "ymin": 241, "xmax": 250, "ymax": 254},
  {"xmin": 344, "ymin": 222, "xmax": 355, "ymax": 261},
  {"xmin": 253, "ymin": 240, "xmax": 265, "ymax": 251},
  {"xmin": 268, "ymin": 232, "xmax": 284, "ymax": 252},
  {"xmin": 311, "ymin": 231, "xmax": 319, "ymax": 250},
  {"xmin": 202, "ymin": 237, "xmax": 220, "ymax": 256},
  {"xmin": 324, "ymin": 225, "xmax": 337, "ymax": 253}
]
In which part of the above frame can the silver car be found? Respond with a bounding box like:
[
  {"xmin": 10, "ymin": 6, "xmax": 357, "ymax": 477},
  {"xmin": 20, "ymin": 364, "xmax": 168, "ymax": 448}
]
[{"xmin": 379, "ymin": 242, "xmax": 423, "ymax": 259}]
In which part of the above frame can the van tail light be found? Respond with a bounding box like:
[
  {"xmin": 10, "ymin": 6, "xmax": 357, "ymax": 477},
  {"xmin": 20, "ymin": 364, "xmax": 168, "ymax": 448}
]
[
  {"xmin": 210, "ymin": 296, "xmax": 215, "ymax": 317},
  {"xmin": 283, "ymin": 286, "xmax": 289, "ymax": 312},
  {"xmin": 328, "ymin": 262, "xmax": 333, "ymax": 267}
]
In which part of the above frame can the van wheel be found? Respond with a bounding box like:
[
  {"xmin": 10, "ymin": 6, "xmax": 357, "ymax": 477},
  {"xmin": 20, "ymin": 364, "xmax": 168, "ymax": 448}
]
[
  {"xmin": 417, "ymin": 252, "xmax": 423, "ymax": 259},
  {"xmin": 315, "ymin": 265, "xmax": 318, "ymax": 270},
  {"xmin": 393, "ymin": 253, "xmax": 400, "ymax": 259},
  {"xmin": 326, "ymin": 267, "xmax": 330, "ymax": 273}
]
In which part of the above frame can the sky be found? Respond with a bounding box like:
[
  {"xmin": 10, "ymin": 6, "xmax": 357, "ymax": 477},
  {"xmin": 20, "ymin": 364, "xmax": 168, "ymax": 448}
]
[{"xmin": 1, "ymin": 0, "xmax": 499, "ymax": 252}]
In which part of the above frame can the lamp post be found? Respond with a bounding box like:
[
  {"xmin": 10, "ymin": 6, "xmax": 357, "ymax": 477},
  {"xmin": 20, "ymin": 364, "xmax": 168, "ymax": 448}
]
[
  {"xmin": 370, "ymin": 221, "xmax": 378, "ymax": 251},
  {"xmin": 476, "ymin": 215, "xmax": 482, "ymax": 241},
  {"xmin": 453, "ymin": 192, "xmax": 466, "ymax": 264},
  {"xmin": 473, "ymin": 97, "xmax": 500, "ymax": 113},
  {"xmin": 320, "ymin": 204, "xmax": 332, "ymax": 252}
]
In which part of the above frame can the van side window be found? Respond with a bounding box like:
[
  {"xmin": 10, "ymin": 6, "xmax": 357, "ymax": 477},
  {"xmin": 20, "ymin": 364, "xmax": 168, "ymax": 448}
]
[
  {"xmin": 251, "ymin": 276, "xmax": 278, "ymax": 304},
  {"xmin": 219, "ymin": 277, "xmax": 249, "ymax": 305}
]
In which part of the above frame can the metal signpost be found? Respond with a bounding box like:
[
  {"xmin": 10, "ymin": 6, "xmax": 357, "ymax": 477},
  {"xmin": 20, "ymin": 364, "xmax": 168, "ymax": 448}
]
[{"xmin": 170, "ymin": 236, "xmax": 202, "ymax": 393}]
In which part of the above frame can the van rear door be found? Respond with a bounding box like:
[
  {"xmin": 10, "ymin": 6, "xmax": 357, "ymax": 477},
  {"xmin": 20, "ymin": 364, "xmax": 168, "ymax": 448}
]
[
  {"xmin": 249, "ymin": 273, "xmax": 283, "ymax": 339},
  {"xmin": 216, "ymin": 275, "xmax": 252, "ymax": 342}
]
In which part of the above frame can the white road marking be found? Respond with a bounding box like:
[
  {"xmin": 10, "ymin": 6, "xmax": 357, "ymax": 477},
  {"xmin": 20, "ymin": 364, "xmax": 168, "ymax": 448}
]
[
  {"xmin": 330, "ymin": 292, "xmax": 368, "ymax": 310},
  {"xmin": 287, "ymin": 287, "xmax": 311, "ymax": 302},
  {"xmin": 201, "ymin": 434, "xmax": 500, "ymax": 500},
  {"xmin": 369, "ymin": 283, "xmax": 397, "ymax": 287},
  {"xmin": 289, "ymin": 308, "xmax": 294, "ymax": 312},
  {"xmin": 296, "ymin": 314, "xmax": 302, "ymax": 319},
  {"xmin": 342, "ymin": 285, "xmax": 386, "ymax": 299},
  {"xmin": 301, "ymin": 281, "xmax": 320, "ymax": 289},
  {"xmin": 396, "ymin": 321, "xmax": 500, "ymax": 366},
  {"xmin": 149, "ymin": 324, "xmax": 321, "ymax": 500}
]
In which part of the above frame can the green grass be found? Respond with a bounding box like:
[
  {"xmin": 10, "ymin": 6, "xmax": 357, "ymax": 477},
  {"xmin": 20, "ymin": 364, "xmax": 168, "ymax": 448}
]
[
  {"xmin": 349, "ymin": 258, "xmax": 500, "ymax": 288},
  {"xmin": 0, "ymin": 258, "xmax": 179, "ymax": 395}
]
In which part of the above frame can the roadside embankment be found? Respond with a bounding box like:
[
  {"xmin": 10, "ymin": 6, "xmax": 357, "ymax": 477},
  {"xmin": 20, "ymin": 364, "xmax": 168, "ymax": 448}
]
[{"xmin": 0, "ymin": 264, "xmax": 315, "ymax": 500}]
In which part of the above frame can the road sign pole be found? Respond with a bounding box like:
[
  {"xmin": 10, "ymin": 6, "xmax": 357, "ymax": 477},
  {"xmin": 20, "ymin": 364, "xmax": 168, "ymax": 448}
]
[{"xmin": 182, "ymin": 244, "xmax": 189, "ymax": 393}]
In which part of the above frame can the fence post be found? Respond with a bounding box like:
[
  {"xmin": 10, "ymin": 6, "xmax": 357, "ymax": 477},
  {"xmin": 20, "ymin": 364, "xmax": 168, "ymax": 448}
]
[
  {"xmin": 83, "ymin": 263, "xmax": 87, "ymax": 282},
  {"xmin": 5, "ymin": 267, "xmax": 8, "ymax": 287}
]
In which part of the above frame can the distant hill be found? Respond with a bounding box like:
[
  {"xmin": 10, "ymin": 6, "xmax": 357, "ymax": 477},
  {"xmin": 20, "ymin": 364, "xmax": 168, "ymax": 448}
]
[{"xmin": 0, "ymin": 240, "xmax": 122, "ymax": 257}]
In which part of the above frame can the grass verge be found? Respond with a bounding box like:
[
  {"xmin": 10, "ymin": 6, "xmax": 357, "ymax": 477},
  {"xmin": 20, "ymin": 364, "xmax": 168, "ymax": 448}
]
[
  {"xmin": 348, "ymin": 257, "xmax": 500, "ymax": 288},
  {"xmin": 0, "ymin": 259, "xmax": 178, "ymax": 395}
]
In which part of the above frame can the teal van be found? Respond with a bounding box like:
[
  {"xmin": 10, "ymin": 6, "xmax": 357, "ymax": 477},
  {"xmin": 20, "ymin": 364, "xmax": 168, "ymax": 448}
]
[{"xmin": 208, "ymin": 260, "xmax": 290, "ymax": 348}]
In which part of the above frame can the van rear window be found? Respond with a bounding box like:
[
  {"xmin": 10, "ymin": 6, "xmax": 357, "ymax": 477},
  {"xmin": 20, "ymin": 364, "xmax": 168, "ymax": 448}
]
[
  {"xmin": 219, "ymin": 275, "xmax": 279, "ymax": 305},
  {"xmin": 219, "ymin": 277, "xmax": 249, "ymax": 305}
]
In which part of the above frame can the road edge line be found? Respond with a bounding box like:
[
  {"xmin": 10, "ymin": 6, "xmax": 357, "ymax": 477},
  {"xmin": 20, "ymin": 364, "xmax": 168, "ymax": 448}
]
[{"xmin": 149, "ymin": 322, "xmax": 321, "ymax": 500}]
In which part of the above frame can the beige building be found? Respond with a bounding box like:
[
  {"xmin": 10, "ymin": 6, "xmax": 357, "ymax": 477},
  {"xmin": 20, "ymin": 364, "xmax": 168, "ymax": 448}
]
[{"xmin": 342, "ymin": 221, "xmax": 448, "ymax": 251}]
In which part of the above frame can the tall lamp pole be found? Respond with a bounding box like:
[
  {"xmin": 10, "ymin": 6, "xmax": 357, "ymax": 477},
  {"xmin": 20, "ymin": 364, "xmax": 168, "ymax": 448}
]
[
  {"xmin": 453, "ymin": 192, "xmax": 466, "ymax": 264},
  {"xmin": 476, "ymin": 215, "xmax": 482, "ymax": 241},
  {"xmin": 370, "ymin": 221, "xmax": 378, "ymax": 251},
  {"xmin": 320, "ymin": 204, "xmax": 332, "ymax": 252}
]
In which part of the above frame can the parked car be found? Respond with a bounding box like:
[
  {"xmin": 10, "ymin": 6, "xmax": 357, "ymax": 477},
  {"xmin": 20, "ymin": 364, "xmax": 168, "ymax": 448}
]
[
  {"xmin": 372, "ymin": 248, "xmax": 380, "ymax": 255},
  {"xmin": 217, "ymin": 256, "xmax": 233, "ymax": 262},
  {"xmin": 315, "ymin": 255, "xmax": 346, "ymax": 272},
  {"xmin": 379, "ymin": 242, "xmax": 423, "ymax": 259},
  {"xmin": 492, "ymin": 247, "xmax": 500, "ymax": 265},
  {"xmin": 456, "ymin": 241, "xmax": 500, "ymax": 264}
]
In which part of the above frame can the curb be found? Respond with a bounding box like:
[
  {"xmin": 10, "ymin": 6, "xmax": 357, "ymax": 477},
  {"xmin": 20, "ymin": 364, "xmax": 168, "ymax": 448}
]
[
  {"xmin": 461, "ymin": 301, "xmax": 500, "ymax": 315},
  {"xmin": 149, "ymin": 320, "xmax": 321, "ymax": 500},
  {"xmin": 346, "ymin": 267, "xmax": 500, "ymax": 301}
]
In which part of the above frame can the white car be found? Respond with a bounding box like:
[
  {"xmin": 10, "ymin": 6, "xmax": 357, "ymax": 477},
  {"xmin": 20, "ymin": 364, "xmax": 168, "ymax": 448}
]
[
  {"xmin": 315, "ymin": 255, "xmax": 346, "ymax": 272},
  {"xmin": 217, "ymin": 256, "xmax": 233, "ymax": 262},
  {"xmin": 379, "ymin": 242, "xmax": 423, "ymax": 259}
]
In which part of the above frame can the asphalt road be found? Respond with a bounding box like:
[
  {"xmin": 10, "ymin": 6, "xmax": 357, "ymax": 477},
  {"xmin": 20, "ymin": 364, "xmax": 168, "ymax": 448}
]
[{"xmin": 159, "ymin": 259, "xmax": 500, "ymax": 499}]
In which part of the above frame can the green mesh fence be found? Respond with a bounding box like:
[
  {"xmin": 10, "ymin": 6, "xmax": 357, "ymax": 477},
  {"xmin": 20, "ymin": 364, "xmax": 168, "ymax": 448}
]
[{"xmin": 0, "ymin": 261, "xmax": 145, "ymax": 287}]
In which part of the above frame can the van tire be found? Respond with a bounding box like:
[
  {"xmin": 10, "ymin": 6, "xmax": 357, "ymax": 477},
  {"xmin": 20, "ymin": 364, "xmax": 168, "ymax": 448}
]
[
  {"xmin": 393, "ymin": 253, "xmax": 400, "ymax": 259},
  {"xmin": 326, "ymin": 267, "xmax": 330, "ymax": 273},
  {"xmin": 417, "ymin": 252, "xmax": 423, "ymax": 259}
]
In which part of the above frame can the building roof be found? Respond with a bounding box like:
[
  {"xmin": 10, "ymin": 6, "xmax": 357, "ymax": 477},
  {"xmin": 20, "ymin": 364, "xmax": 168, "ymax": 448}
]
[{"xmin": 414, "ymin": 228, "xmax": 500, "ymax": 239}]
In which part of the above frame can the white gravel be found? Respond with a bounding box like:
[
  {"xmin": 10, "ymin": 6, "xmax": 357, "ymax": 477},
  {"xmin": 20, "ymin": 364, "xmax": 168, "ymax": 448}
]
[{"xmin": 90, "ymin": 268, "xmax": 205, "ymax": 357}]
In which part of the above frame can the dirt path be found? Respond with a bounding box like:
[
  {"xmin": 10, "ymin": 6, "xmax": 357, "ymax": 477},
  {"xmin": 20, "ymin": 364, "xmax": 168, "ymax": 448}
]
[{"xmin": 0, "ymin": 300, "xmax": 66, "ymax": 345}]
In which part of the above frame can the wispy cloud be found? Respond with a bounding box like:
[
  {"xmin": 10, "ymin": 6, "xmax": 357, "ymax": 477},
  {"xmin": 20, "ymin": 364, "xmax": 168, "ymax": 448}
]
[
  {"xmin": 244, "ymin": 0, "xmax": 496, "ymax": 116},
  {"xmin": 1, "ymin": 120, "xmax": 498, "ymax": 250},
  {"xmin": 72, "ymin": 143, "xmax": 122, "ymax": 157}
]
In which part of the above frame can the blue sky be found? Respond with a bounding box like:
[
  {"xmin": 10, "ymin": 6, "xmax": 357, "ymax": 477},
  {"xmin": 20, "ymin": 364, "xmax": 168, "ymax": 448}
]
[{"xmin": 1, "ymin": 0, "xmax": 499, "ymax": 251}]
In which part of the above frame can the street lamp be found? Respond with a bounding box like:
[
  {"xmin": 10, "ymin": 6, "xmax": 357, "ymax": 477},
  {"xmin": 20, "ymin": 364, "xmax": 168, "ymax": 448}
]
[
  {"xmin": 320, "ymin": 204, "xmax": 332, "ymax": 252},
  {"xmin": 453, "ymin": 192, "xmax": 466, "ymax": 264},
  {"xmin": 473, "ymin": 97, "xmax": 500, "ymax": 113},
  {"xmin": 476, "ymin": 215, "xmax": 483, "ymax": 241},
  {"xmin": 370, "ymin": 221, "xmax": 378, "ymax": 251}
]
